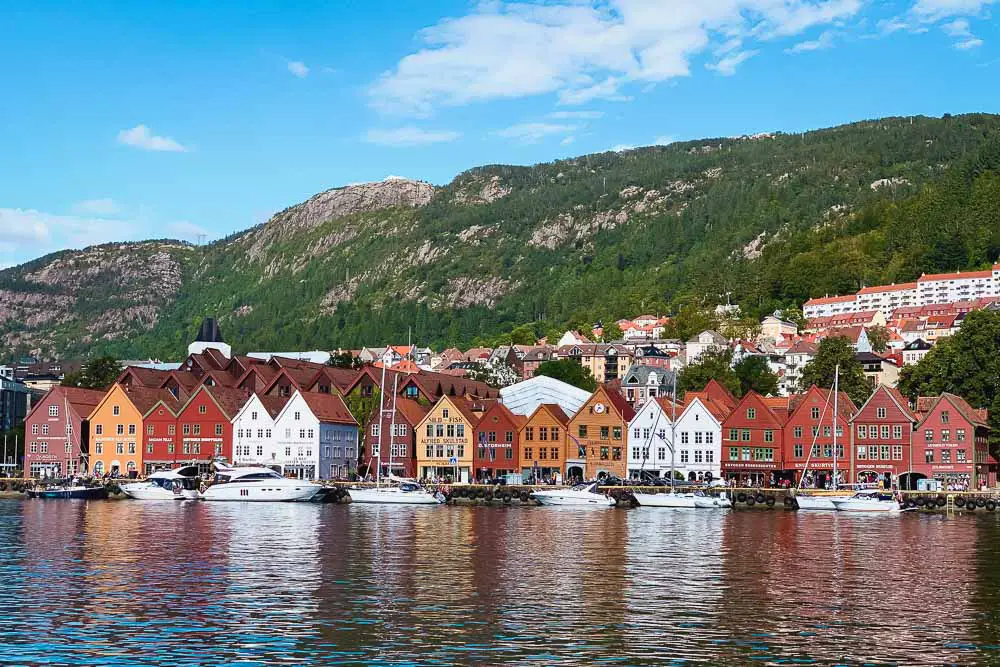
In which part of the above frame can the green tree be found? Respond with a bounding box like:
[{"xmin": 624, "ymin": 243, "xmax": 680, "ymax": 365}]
[
  {"xmin": 601, "ymin": 321, "xmax": 624, "ymax": 342},
  {"xmin": 62, "ymin": 356, "xmax": 121, "ymax": 390},
  {"xmin": 663, "ymin": 305, "xmax": 720, "ymax": 342},
  {"xmin": 799, "ymin": 337, "xmax": 870, "ymax": 405},
  {"xmin": 678, "ymin": 348, "xmax": 740, "ymax": 397},
  {"xmin": 508, "ymin": 323, "xmax": 539, "ymax": 346},
  {"xmin": 734, "ymin": 355, "xmax": 779, "ymax": 396},
  {"xmin": 534, "ymin": 359, "xmax": 597, "ymax": 392},
  {"xmin": 327, "ymin": 351, "xmax": 359, "ymax": 368},
  {"xmin": 867, "ymin": 325, "xmax": 890, "ymax": 353}
]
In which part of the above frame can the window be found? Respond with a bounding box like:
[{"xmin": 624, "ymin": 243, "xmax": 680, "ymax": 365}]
[
  {"xmin": 442, "ymin": 409, "xmax": 450, "ymax": 419},
  {"xmin": 193, "ymin": 424, "xmax": 201, "ymax": 436},
  {"xmin": 633, "ymin": 428, "xmax": 641, "ymax": 439},
  {"xmin": 198, "ymin": 405, "xmax": 207, "ymax": 414},
  {"xmin": 506, "ymin": 431, "xmax": 514, "ymax": 442},
  {"xmin": 524, "ymin": 447, "xmax": 533, "ymax": 460},
  {"xmin": 95, "ymin": 443, "xmax": 103, "ymax": 455},
  {"xmin": 925, "ymin": 429, "xmax": 933, "ymax": 442},
  {"xmin": 299, "ymin": 429, "xmax": 306, "ymax": 439},
  {"xmin": 578, "ymin": 425, "xmax": 588, "ymax": 438},
  {"xmin": 457, "ymin": 445, "xmax": 464, "ymax": 457},
  {"xmin": 446, "ymin": 424, "xmax": 455, "ymax": 438},
  {"xmin": 600, "ymin": 426, "xmax": 610, "ymax": 440},
  {"xmin": 539, "ymin": 427, "xmax": 548, "ymax": 441},
  {"xmin": 729, "ymin": 447, "xmax": 739, "ymax": 460},
  {"xmin": 705, "ymin": 432, "xmax": 713, "ymax": 444},
  {"xmin": 857, "ymin": 425, "xmax": 867, "ymax": 438},
  {"xmin": 294, "ymin": 412, "xmax": 301, "ymax": 421},
  {"xmin": 810, "ymin": 407, "xmax": 820, "ymax": 419},
  {"xmin": 880, "ymin": 445, "xmax": 890, "ymax": 460},
  {"xmin": 941, "ymin": 430, "xmax": 950, "ymax": 442},
  {"xmin": 941, "ymin": 449, "xmax": 951, "ymax": 464},
  {"xmin": 436, "ymin": 444, "xmax": 444, "ymax": 458},
  {"xmin": 31, "ymin": 424, "xmax": 38, "ymax": 435},
  {"xmin": 41, "ymin": 424, "xmax": 49, "ymax": 435},
  {"xmin": 551, "ymin": 447, "xmax": 559, "ymax": 460},
  {"xmin": 183, "ymin": 424, "xmax": 190, "ymax": 435},
  {"xmin": 116, "ymin": 443, "xmax": 124, "ymax": 454},
  {"xmin": 893, "ymin": 425, "xmax": 902, "ymax": 440},
  {"xmin": 741, "ymin": 430, "xmax": 751, "ymax": 442},
  {"xmin": 539, "ymin": 447, "xmax": 547, "ymax": 460},
  {"xmin": 794, "ymin": 426, "xmax": 802, "ymax": 438},
  {"xmin": 168, "ymin": 443, "xmax": 174, "ymax": 454},
  {"xmin": 823, "ymin": 426, "xmax": 831, "ymax": 438},
  {"xmin": 48, "ymin": 405, "xmax": 59, "ymax": 417},
  {"xmin": 823, "ymin": 444, "xmax": 832, "ymax": 458},
  {"xmin": 113, "ymin": 405, "xmax": 120, "ymax": 416},
  {"xmin": 168, "ymin": 424, "xmax": 175, "ymax": 435},
  {"xmin": 892, "ymin": 445, "xmax": 902, "ymax": 460},
  {"xmin": 426, "ymin": 444, "xmax": 434, "ymax": 458},
  {"xmin": 680, "ymin": 450, "xmax": 689, "ymax": 463},
  {"xmin": 435, "ymin": 424, "xmax": 444, "ymax": 438},
  {"xmin": 307, "ymin": 429, "xmax": 315, "ymax": 439},
  {"xmin": 251, "ymin": 411, "xmax": 258, "ymax": 420},
  {"xmin": 578, "ymin": 444, "xmax": 587, "ymax": 458},
  {"xmin": 764, "ymin": 430, "xmax": 774, "ymax": 443},
  {"xmin": 706, "ymin": 451, "xmax": 714, "ymax": 463},
  {"xmin": 216, "ymin": 424, "xmax": 223, "ymax": 436},
  {"xmin": 612, "ymin": 447, "xmax": 622, "ymax": 461},
  {"xmin": 285, "ymin": 447, "xmax": 292, "ymax": 457},
  {"xmin": 876, "ymin": 407, "xmax": 886, "ymax": 419},
  {"xmin": 525, "ymin": 427, "xmax": 534, "ymax": 441},
  {"xmin": 941, "ymin": 410, "xmax": 950, "ymax": 424},
  {"xmin": 632, "ymin": 446, "xmax": 640, "ymax": 460},
  {"xmin": 457, "ymin": 425, "xmax": 465, "ymax": 438},
  {"xmin": 747, "ymin": 408, "xmax": 756, "ymax": 419},
  {"xmin": 128, "ymin": 442, "xmax": 136, "ymax": 454},
  {"xmin": 957, "ymin": 449, "xmax": 967, "ymax": 462},
  {"xmin": 694, "ymin": 450, "xmax": 703, "ymax": 464},
  {"xmin": 505, "ymin": 449, "xmax": 512, "ymax": 460},
  {"xmin": 880, "ymin": 425, "xmax": 890, "ymax": 439},
  {"xmin": 957, "ymin": 429, "xmax": 966, "ymax": 442},
  {"xmin": 612, "ymin": 427, "xmax": 622, "ymax": 440},
  {"xmin": 127, "ymin": 424, "xmax": 136, "ymax": 436},
  {"xmin": 694, "ymin": 432, "xmax": 703, "ymax": 444},
  {"xmin": 794, "ymin": 444, "xmax": 803, "ymax": 457},
  {"xmin": 600, "ymin": 447, "xmax": 609, "ymax": 460},
  {"xmin": 812, "ymin": 426, "xmax": 819, "ymax": 437},
  {"xmin": 116, "ymin": 424, "xmax": 124, "ymax": 436}
]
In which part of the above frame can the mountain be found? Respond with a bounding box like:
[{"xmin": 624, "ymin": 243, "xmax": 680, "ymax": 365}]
[{"xmin": 4, "ymin": 113, "xmax": 1000, "ymax": 361}]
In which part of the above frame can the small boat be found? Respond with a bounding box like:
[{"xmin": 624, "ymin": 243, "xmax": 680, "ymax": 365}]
[
  {"xmin": 121, "ymin": 466, "xmax": 200, "ymax": 500},
  {"xmin": 25, "ymin": 480, "xmax": 108, "ymax": 500},
  {"xmin": 792, "ymin": 494, "xmax": 840, "ymax": 511},
  {"xmin": 200, "ymin": 465, "xmax": 322, "ymax": 502},
  {"xmin": 531, "ymin": 482, "xmax": 616, "ymax": 507},
  {"xmin": 693, "ymin": 493, "xmax": 733, "ymax": 509},
  {"xmin": 633, "ymin": 491, "xmax": 700, "ymax": 508},
  {"xmin": 830, "ymin": 491, "xmax": 903, "ymax": 513},
  {"xmin": 348, "ymin": 480, "xmax": 444, "ymax": 505}
]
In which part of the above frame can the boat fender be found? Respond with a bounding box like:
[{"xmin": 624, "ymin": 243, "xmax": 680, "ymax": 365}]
[
  {"xmin": 954, "ymin": 496, "xmax": 966, "ymax": 508},
  {"xmin": 915, "ymin": 496, "xmax": 926, "ymax": 507},
  {"xmin": 736, "ymin": 492, "xmax": 747, "ymax": 503},
  {"xmin": 520, "ymin": 491, "xmax": 530, "ymax": 502},
  {"xmin": 935, "ymin": 496, "xmax": 947, "ymax": 508},
  {"xmin": 502, "ymin": 493, "xmax": 511, "ymax": 503},
  {"xmin": 977, "ymin": 497, "xmax": 987, "ymax": 508},
  {"xmin": 966, "ymin": 502, "xmax": 976, "ymax": 512},
  {"xmin": 986, "ymin": 500, "xmax": 997, "ymax": 512},
  {"xmin": 765, "ymin": 495, "xmax": 776, "ymax": 507},
  {"xmin": 754, "ymin": 493, "xmax": 766, "ymax": 505},
  {"xmin": 746, "ymin": 496, "xmax": 756, "ymax": 507},
  {"xmin": 783, "ymin": 496, "xmax": 794, "ymax": 509}
]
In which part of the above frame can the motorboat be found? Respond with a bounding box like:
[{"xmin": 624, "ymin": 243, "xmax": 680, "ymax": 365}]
[
  {"xmin": 693, "ymin": 494, "xmax": 733, "ymax": 509},
  {"xmin": 200, "ymin": 465, "xmax": 322, "ymax": 502},
  {"xmin": 633, "ymin": 491, "xmax": 699, "ymax": 508},
  {"xmin": 531, "ymin": 482, "xmax": 616, "ymax": 507},
  {"xmin": 25, "ymin": 480, "xmax": 108, "ymax": 500},
  {"xmin": 792, "ymin": 494, "xmax": 839, "ymax": 511},
  {"xmin": 348, "ymin": 481, "xmax": 445, "ymax": 505},
  {"xmin": 830, "ymin": 491, "xmax": 903, "ymax": 513},
  {"xmin": 121, "ymin": 466, "xmax": 200, "ymax": 500}
]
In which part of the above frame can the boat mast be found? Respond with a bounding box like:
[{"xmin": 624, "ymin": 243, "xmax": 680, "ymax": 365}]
[
  {"xmin": 670, "ymin": 378, "xmax": 677, "ymax": 490},
  {"xmin": 65, "ymin": 394, "xmax": 72, "ymax": 477},
  {"xmin": 388, "ymin": 372, "xmax": 399, "ymax": 481},
  {"xmin": 832, "ymin": 364, "xmax": 839, "ymax": 491},
  {"xmin": 375, "ymin": 362, "xmax": 387, "ymax": 486}
]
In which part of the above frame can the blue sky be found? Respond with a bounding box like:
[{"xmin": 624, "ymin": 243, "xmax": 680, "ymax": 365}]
[{"xmin": 1, "ymin": 0, "xmax": 998, "ymax": 267}]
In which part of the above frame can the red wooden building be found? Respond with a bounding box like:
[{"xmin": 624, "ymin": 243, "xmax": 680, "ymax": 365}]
[
  {"xmin": 913, "ymin": 393, "xmax": 992, "ymax": 489},
  {"xmin": 175, "ymin": 385, "xmax": 248, "ymax": 469},
  {"xmin": 721, "ymin": 391, "xmax": 788, "ymax": 486},
  {"xmin": 849, "ymin": 385, "xmax": 917, "ymax": 488},
  {"xmin": 360, "ymin": 397, "xmax": 429, "ymax": 480},
  {"xmin": 473, "ymin": 402, "xmax": 525, "ymax": 482},
  {"xmin": 23, "ymin": 386, "xmax": 105, "ymax": 478},
  {"xmin": 138, "ymin": 389, "xmax": 184, "ymax": 475},
  {"xmin": 781, "ymin": 386, "xmax": 857, "ymax": 488}
]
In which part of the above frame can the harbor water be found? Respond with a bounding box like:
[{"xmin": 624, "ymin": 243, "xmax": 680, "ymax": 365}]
[{"xmin": 2, "ymin": 499, "xmax": 1000, "ymax": 666}]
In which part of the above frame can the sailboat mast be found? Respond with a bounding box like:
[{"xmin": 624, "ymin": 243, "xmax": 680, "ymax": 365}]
[
  {"xmin": 670, "ymin": 378, "xmax": 677, "ymax": 489},
  {"xmin": 375, "ymin": 362, "xmax": 387, "ymax": 485},
  {"xmin": 388, "ymin": 373, "xmax": 399, "ymax": 480},
  {"xmin": 832, "ymin": 364, "xmax": 839, "ymax": 491}
]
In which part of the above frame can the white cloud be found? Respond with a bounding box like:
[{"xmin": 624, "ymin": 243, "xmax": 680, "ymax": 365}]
[
  {"xmin": 73, "ymin": 198, "xmax": 120, "ymax": 216},
  {"xmin": 547, "ymin": 110, "xmax": 605, "ymax": 119},
  {"xmin": 167, "ymin": 220, "xmax": 210, "ymax": 242},
  {"xmin": 0, "ymin": 207, "xmax": 146, "ymax": 266},
  {"xmin": 611, "ymin": 144, "xmax": 635, "ymax": 152},
  {"xmin": 363, "ymin": 126, "xmax": 461, "ymax": 146},
  {"xmin": 288, "ymin": 60, "xmax": 310, "ymax": 78},
  {"xmin": 786, "ymin": 30, "xmax": 837, "ymax": 52},
  {"xmin": 494, "ymin": 122, "xmax": 579, "ymax": 143},
  {"xmin": 706, "ymin": 49, "xmax": 758, "ymax": 75},
  {"xmin": 117, "ymin": 124, "xmax": 188, "ymax": 152},
  {"xmin": 942, "ymin": 17, "xmax": 984, "ymax": 48},
  {"xmin": 561, "ymin": 135, "xmax": 576, "ymax": 145},
  {"xmin": 912, "ymin": 0, "xmax": 996, "ymax": 22},
  {"xmin": 369, "ymin": 0, "xmax": 864, "ymax": 114}
]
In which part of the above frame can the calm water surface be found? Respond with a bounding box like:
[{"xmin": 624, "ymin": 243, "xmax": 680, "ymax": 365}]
[{"xmin": 3, "ymin": 499, "xmax": 1000, "ymax": 666}]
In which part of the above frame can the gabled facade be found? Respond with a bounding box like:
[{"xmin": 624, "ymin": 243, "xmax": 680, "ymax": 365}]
[
  {"xmin": 914, "ymin": 393, "xmax": 992, "ymax": 489},
  {"xmin": 780, "ymin": 386, "xmax": 856, "ymax": 487},
  {"xmin": 626, "ymin": 397, "xmax": 675, "ymax": 478},
  {"xmin": 620, "ymin": 365, "xmax": 674, "ymax": 407},
  {"xmin": 361, "ymin": 397, "xmax": 428, "ymax": 480},
  {"xmin": 88, "ymin": 384, "xmax": 145, "ymax": 477},
  {"xmin": 518, "ymin": 403, "xmax": 571, "ymax": 482},
  {"xmin": 849, "ymin": 384, "xmax": 917, "ymax": 487},
  {"xmin": 567, "ymin": 384, "xmax": 636, "ymax": 480},
  {"xmin": 24, "ymin": 386, "xmax": 104, "ymax": 478},
  {"xmin": 174, "ymin": 385, "xmax": 247, "ymax": 468},
  {"xmin": 272, "ymin": 390, "xmax": 358, "ymax": 480},
  {"xmin": 720, "ymin": 391, "xmax": 787, "ymax": 485},
  {"xmin": 232, "ymin": 394, "xmax": 288, "ymax": 470},
  {"xmin": 414, "ymin": 395, "xmax": 482, "ymax": 483},
  {"xmin": 473, "ymin": 402, "xmax": 524, "ymax": 482}
]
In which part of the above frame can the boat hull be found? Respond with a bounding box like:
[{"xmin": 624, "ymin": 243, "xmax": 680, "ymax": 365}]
[
  {"xmin": 531, "ymin": 492, "xmax": 615, "ymax": 507},
  {"xmin": 830, "ymin": 498, "xmax": 902, "ymax": 513},
  {"xmin": 693, "ymin": 496, "xmax": 733, "ymax": 509},
  {"xmin": 200, "ymin": 482, "xmax": 321, "ymax": 502},
  {"xmin": 26, "ymin": 486, "xmax": 108, "ymax": 500},
  {"xmin": 121, "ymin": 484, "xmax": 199, "ymax": 501},
  {"xmin": 348, "ymin": 487, "xmax": 443, "ymax": 505},
  {"xmin": 794, "ymin": 495, "xmax": 840, "ymax": 511},
  {"xmin": 633, "ymin": 492, "xmax": 699, "ymax": 508}
]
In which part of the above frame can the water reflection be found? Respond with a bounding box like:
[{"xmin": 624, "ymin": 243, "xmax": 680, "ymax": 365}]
[{"xmin": 3, "ymin": 499, "xmax": 1000, "ymax": 665}]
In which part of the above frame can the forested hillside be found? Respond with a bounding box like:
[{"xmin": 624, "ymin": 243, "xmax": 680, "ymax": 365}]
[{"xmin": 3, "ymin": 113, "xmax": 1000, "ymax": 361}]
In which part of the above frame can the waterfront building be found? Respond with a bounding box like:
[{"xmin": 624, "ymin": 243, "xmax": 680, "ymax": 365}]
[
  {"xmin": 273, "ymin": 390, "xmax": 358, "ymax": 479},
  {"xmin": 174, "ymin": 385, "xmax": 247, "ymax": 470},
  {"xmin": 89, "ymin": 384, "xmax": 177, "ymax": 477},
  {"xmin": 231, "ymin": 393, "xmax": 289, "ymax": 470},
  {"xmin": 780, "ymin": 386, "xmax": 857, "ymax": 487},
  {"xmin": 913, "ymin": 393, "xmax": 992, "ymax": 489},
  {"xmin": 473, "ymin": 402, "xmax": 525, "ymax": 482},
  {"xmin": 567, "ymin": 384, "xmax": 636, "ymax": 480},
  {"xmin": 849, "ymin": 384, "xmax": 917, "ymax": 488},
  {"xmin": 414, "ymin": 395, "xmax": 484, "ymax": 483},
  {"xmin": 625, "ymin": 397, "xmax": 675, "ymax": 479},
  {"xmin": 361, "ymin": 397, "xmax": 428, "ymax": 480},
  {"xmin": 139, "ymin": 391, "xmax": 184, "ymax": 476},
  {"xmin": 518, "ymin": 403, "xmax": 571, "ymax": 482},
  {"xmin": 721, "ymin": 392, "xmax": 789, "ymax": 486},
  {"xmin": 23, "ymin": 386, "xmax": 104, "ymax": 478}
]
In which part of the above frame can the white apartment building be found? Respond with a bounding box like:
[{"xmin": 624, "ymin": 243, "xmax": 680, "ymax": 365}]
[
  {"xmin": 855, "ymin": 282, "xmax": 918, "ymax": 314},
  {"xmin": 802, "ymin": 294, "xmax": 858, "ymax": 319},
  {"xmin": 916, "ymin": 269, "xmax": 997, "ymax": 305},
  {"xmin": 626, "ymin": 397, "xmax": 723, "ymax": 482}
]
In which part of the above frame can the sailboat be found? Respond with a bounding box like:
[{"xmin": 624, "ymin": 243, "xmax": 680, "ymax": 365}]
[
  {"xmin": 348, "ymin": 364, "xmax": 443, "ymax": 505},
  {"xmin": 632, "ymin": 383, "xmax": 730, "ymax": 509}
]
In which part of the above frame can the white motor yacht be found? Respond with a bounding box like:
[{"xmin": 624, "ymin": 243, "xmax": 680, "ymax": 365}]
[
  {"xmin": 348, "ymin": 481, "xmax": 444, "ymax": 505},
  {"xmin": 200, "ymin": 466, "xmax": 322, "ymax": 502},
  {"xmin": 633, "ymin": 491, "xmax": 699, "ymax": 508},
  {"xmin": 792, "ymin": 494, "xmax": 839, "ymax": 511},
  {"xmin": 693, "ymin": 494, "xmax": 733, "ymax": 509},
  {"xmin": 830, "ymin": 491, "xmax": 903, "ymax": 513},
  {"xmin": 531, "ymin": 482, "xmax": 616, "ymax": 507},
  {"xmin": 121, "ymin": 465, "xmax": 200, "ymax": 500}
]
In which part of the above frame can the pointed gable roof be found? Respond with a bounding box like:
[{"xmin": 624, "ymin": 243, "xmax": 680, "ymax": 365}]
[
  {"xmin": 178, "ymin": 384, "xmax": 250, "ymax": 420},
  {"xmin": 391, "ymin": 397, "xmax": 431, "ymax": 426},
  {"xmin": 307, "ymin": 366, "xmax": 360, "ymax": 394},
  {"xmin": 787, "ymin": 386, "xmax": 858, "ymax": 422},
  {"xmin": 25, "ymin": 385, "xmax": 107, "ymax": 422},
  {"xmin": 525, "ymin": 402, "xmax": 571, "ymax": 427},
  {"xmin": 477, "ymin": 401, "xmax": 527, "ymax": 430},
  {"xmin": 299, "ymin": 392, "xmax": 357, "ymax": 425},
  {"xmin": 116, "ymin": 366, "xmax": 173, "ymax": 388},
  {"xmin": 916, "ymin": 393, "xmax": 990, "ymax": 429},
  {"xmin": 119, "ymin": 384, "xmax": 182, "ymax": 417},
  {"xmin": 852, "ymin": 384, "xmax": 917, "ymax": 423},
  {"xmin": 728, "ymin": 390, "xmax": 787, "ymax": 426}
]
